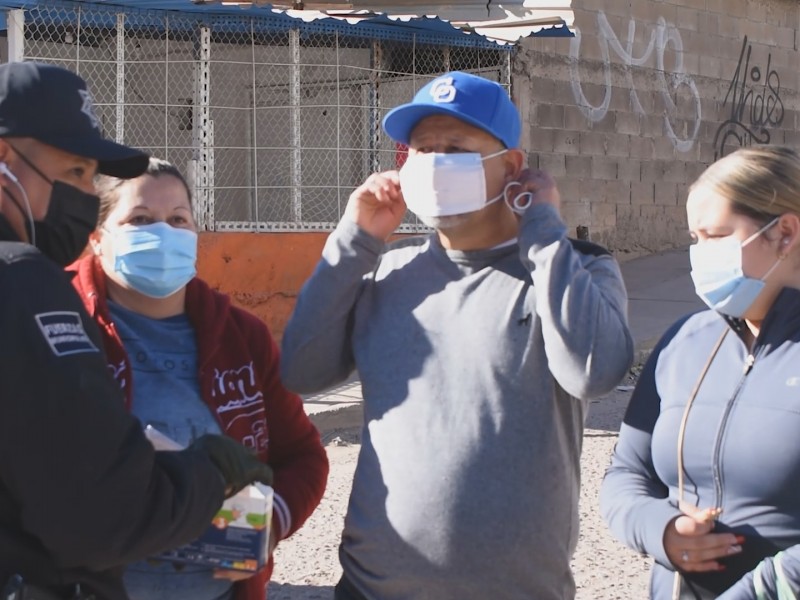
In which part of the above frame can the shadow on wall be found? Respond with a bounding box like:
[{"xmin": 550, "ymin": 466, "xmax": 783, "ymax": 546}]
[{"xmin": 267, "ymin": 582, "xmax": 335, "ymax": 599}]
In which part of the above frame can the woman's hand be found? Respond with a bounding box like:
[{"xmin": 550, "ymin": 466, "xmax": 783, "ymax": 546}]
[{"xmin": 663, "ymin": 505, "xmax": 744, "ymax": 572}]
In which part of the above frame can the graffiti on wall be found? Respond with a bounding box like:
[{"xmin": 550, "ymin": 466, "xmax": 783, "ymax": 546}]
[
  {"xmin": 568, "ymin": 12, "xmax": 701, "ymax": 153},
  {"xmin": 713, "ymin": 36, "xmax": 784, "ymax": 159}
]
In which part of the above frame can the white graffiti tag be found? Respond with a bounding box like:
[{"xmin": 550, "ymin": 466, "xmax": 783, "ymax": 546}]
[{"xmin": 568, "ymin": 12, "xmax": 701, "ymax": 153}]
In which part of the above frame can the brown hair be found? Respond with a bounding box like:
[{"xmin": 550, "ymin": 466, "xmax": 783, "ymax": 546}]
[
  {"xmin": 690, "ymin": 145, "xmax": 800, "ymax": 225},
  {"xmin": 94, "ymin": 157, "xmax": 193, "ymax": 227}
]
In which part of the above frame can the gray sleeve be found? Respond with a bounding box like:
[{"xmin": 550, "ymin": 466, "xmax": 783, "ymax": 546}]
[
  {"xmin": 600, "ymin": 424, "xmax": 683, "ymax": 569},
  {"xmin": 519, "ymin": 203, "xmax": 633, "ymax": 399},
  {"xmin": 280, "ymin": 219, "xmax": 384, "ymax": 394},
  {"xmin": 719, "ymin": 547, "xmax": 800, "ymax": 599}
]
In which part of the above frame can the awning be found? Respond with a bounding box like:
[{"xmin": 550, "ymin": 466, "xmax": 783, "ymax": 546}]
[
  {"xmin": 0, "ymin": 0, "xmax": 573, "ymax": 44},
  {"xmin": 205, "ymin": 0, "xmax": 574, "ymax": 42}
]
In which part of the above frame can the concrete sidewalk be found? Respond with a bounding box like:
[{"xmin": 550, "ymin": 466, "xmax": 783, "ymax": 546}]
[
  {"xmin": 623, "ymin": 247, "xmax": 705, "ymax": 363},
  {"xmin": 302, "ymin": 247, "xmax": 706, "ymax": 435}
]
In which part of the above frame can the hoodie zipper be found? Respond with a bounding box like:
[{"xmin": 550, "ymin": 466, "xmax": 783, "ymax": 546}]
[{"xmin": 711, "ymin": 351, "xmax": 756, "ymax": 509}]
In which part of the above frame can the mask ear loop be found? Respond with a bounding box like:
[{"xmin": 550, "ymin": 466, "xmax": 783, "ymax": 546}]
[
  {"xmin": 503, "ymin": 181, "xmax": 533, "ymax": 215},
  {"xmin": 671, "ymin": 328, "xmax": 729, "ymax": 600},
  {"xmin": 1, "ymin": 176, "xmax": 36, "ymax": 248},
  {"xmin": 742, "ymin": 216, "xmax": 780, "ymax": 247},
  {"xmin": 742, "ymin": 216, "xmax": 785, "ymax": 283}
]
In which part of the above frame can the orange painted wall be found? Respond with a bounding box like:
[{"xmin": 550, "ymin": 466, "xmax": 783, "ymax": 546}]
[{"xmin": 197, "ymin": 231, "xmax": 328, "ymax": 342}]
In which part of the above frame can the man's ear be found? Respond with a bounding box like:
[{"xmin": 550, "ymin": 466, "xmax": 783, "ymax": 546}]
[
  {"xmin": 504, "ymin": 149, "xmax": 525, "ymax": 179},
  {"xmin": 0, "ymin": 139, "xmax": 15, "ymax": 186},
  {"xmin": 0, "ymin": 138, "xmax": 13, "ymax": 164}
]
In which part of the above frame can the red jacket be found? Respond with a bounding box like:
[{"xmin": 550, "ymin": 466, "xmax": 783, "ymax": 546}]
[{"xmin": 68, "ymin": 255, "xmax": 329, "ymax": 600}]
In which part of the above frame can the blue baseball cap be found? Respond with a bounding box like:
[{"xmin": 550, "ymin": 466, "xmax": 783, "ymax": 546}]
[{"xmin": 382, "ymin": 71, "xmax": 520, "ymax": 149}]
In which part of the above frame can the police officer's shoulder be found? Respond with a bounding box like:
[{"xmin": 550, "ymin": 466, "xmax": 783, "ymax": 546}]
[
  {"xmin": 567, "ymin": 238, "xmax": 611, "ymax": 258},
  {"xmin": 0, "ymin": 241, "xmax": 64, "ymax": 279},
  {"xmin": 0, "ymin": 240, "xmax": 43, "ymax": 264}
]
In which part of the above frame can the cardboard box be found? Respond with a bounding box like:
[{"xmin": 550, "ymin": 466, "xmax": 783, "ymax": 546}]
[{"xmin": 145, "ymin": 426, "xmax": 273, "ymax": 572}]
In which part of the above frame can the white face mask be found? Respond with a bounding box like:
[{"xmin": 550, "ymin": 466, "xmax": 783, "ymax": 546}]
[{"xmin": 399, "ymin": 150, "xmax": 507, "ymax": 218}]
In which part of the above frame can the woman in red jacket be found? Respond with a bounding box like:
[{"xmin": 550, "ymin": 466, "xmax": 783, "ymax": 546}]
[{"xmin": 67, "ymin": 157, "xmax": 329, "ymax": 600}]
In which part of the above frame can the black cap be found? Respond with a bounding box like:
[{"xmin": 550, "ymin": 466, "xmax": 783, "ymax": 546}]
[{"xmin": 0, "ymin": 62, "xmax": 148, "ymax": 179}]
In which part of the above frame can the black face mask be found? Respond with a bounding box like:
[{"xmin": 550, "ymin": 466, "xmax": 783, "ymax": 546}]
[
  {"xmin": 30, "ymin": 181, "xmax": 100, "ymax": 266},
  {"xmin": 3, "ymin": 148, "xmax": 100, "ymax": 267}
]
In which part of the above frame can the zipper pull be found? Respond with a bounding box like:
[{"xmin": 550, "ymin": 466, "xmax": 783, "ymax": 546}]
[{"xmin": 743, "ymin": 354, "xmax": 755, "ymax": 375}]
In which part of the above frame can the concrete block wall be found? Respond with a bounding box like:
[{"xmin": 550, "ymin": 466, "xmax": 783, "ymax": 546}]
[{"xmin": 514, "ymin": 0, "xmax": 799, "ymax": 259}]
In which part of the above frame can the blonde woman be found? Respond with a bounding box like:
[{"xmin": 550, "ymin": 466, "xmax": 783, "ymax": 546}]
[{"xmin": 601, "ymin": 145, "xmax": 800, "ymax": 599}]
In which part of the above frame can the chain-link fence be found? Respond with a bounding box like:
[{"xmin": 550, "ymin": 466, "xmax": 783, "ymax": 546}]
[{"xmin": 18, "ymin": 0, "xmax": 511, "ymax": 232}]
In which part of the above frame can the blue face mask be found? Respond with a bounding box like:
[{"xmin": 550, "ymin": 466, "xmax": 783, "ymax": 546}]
[
  {"xmin": 107, "ymin": 222, "xmax": 198, "ymax": 298},
  {"xmin": 689, "ymin": 217, "xmax": 782, "ymax": 318}
]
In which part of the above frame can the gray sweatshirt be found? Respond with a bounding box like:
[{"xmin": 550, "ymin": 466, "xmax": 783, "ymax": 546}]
[{"xmin": 281, "ymin": 203, "xmax": 633, "ymax": 600}]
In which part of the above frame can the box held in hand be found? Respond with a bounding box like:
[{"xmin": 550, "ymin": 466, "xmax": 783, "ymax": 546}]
[{"xmin": 145, "ymin": 425, "xmax": 273, "ymax": 572}]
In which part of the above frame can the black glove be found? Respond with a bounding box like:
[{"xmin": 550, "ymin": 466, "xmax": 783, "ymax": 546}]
[{"xmin": 189, "ymin": 434, "xmax": 274, "ymax": 498}]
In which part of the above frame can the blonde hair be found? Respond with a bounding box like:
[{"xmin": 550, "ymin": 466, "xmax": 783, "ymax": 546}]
[{"xmin": 691, "ymin": 145, "xmax": 800, "ymax": 224}]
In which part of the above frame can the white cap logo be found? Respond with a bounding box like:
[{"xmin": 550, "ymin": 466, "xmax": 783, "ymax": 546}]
[
  {"xmin": 78, "ymin": 89, "xmax": 100, "ymax": 130},
  {"xmin": 430, "ymin": 77, "xmax": 456, "ymax": 104}
]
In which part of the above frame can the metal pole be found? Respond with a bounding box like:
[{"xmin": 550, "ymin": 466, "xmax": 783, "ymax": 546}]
[
  {"xmin": 7, "ymin": 10, "xmax": 25, "ymax": 62},
  {"xmin": 194, "ymin": 25, "xmax": 213, "ymax": 230},
  {"xmin": 369, "ymin": 39, "xmax": 381, "ymax": 174},
  {"xmin": 115, "ymin": 13, "xmax": 125, "ymax": 143},
  {"xmin": 76, "ymin": 5, "xmax": 82, "ymax": 74},
  {"xmin": 250, "ymin": 19, "xmax": 259, "ymax": 224},
  {"xmin": 165, "ymin": 16, "xmax": 169, "ymax": 162},
  {"xmin": 290, "ymin": 28, "xmax": 302, "ymax": 223},
  {"xmin": 336, "ymin": 30, "xmax": 341, "ymax": 217},
  {"xmin": 505, "ymin": 48, "xmax": 512, "ymax": 90}
]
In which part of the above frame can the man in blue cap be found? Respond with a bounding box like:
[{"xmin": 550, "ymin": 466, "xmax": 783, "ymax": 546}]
[
  {"xmin": 281, "ymin": 71, "xmax": 633, "ymax": 599},
  {"xmin": 0, "ymin": 62, "xmax": 273, "ymax": 600}
]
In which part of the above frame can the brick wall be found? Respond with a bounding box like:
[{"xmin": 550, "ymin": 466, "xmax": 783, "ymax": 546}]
[{"xmin": 514, "ymin": 0, "xmax": 799, "ymax": 259}]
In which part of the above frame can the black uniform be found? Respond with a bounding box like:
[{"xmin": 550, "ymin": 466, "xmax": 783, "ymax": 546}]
[{"xmin": 0, "ymin": 217, "xmax": 226, "ymax": 599}]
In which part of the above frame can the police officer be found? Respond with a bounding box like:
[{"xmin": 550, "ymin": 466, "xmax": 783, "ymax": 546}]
[{"xmin": 0, "ymin": 62, "xmax": 273, "ymax": 600}]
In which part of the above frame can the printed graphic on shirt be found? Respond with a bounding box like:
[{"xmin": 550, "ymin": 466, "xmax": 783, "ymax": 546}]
[
  {"xmin": 231, "ymin": 409, "xmax": 269, "ymax": 452},
  {"xmin": 212, "ymin": 362, "xmax": 269, "ymax": 451},
  {"xmin": 34, "ymin": 311, "xmax": 99, "ymax": 357},
  {"xmin": 107, "ymin": 359, "xmax": 128, "ymax": 388},
  {"xmin": 213, "ymin": 362, "xmax": 265, "ymax": 413},
  {"xmin": 130, "ymin": 347, "xmax": 196, "ymax": 377}
]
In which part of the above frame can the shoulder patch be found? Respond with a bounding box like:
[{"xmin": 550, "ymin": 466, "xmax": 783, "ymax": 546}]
[
  {"xmin": 34, "ymin": 311, "xmax": 99, "ymax": 357},
  {"xmin": 568, "ymin": 238, "xmax": 611, "ymax": 257}
]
